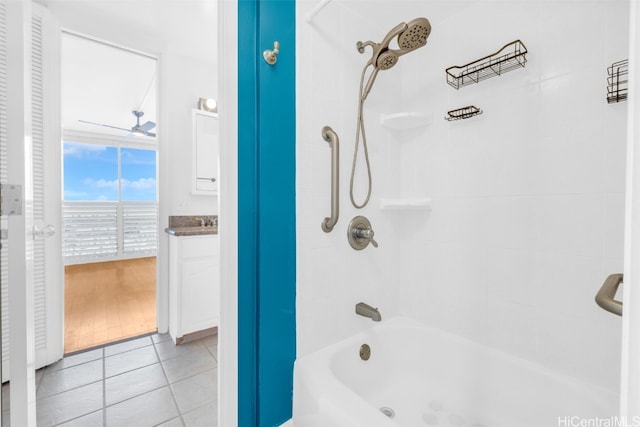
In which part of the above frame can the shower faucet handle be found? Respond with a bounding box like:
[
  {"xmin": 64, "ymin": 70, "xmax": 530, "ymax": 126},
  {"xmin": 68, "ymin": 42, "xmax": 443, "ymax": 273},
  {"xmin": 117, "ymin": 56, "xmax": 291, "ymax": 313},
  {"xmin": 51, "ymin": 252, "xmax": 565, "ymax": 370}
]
[
  {"xmin": 369, "ymin": 232, "xmax": 378, "ymax": 248},
  {"xmin": 348, "ymin": 216, "xmax": 378, "ymax": 250},
  {"xmin": 356, "ymin": 227, "xmax": 378, "ymax": 248}
]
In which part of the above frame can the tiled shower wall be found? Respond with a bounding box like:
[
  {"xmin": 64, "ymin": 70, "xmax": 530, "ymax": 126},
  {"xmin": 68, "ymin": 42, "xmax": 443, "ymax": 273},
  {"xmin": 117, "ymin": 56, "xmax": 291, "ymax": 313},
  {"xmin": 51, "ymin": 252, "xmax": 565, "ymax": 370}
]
[{"xmin": 297, "ymin": 0, "xmax": 628, "ymax": 392}]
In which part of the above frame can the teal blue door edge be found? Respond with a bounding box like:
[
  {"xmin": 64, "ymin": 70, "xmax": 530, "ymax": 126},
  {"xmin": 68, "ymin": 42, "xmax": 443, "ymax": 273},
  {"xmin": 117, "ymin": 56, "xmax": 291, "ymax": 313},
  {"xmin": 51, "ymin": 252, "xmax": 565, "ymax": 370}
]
[{"xmin": 238, "ymin": 1, "xmax": 296, "ymax": 426}]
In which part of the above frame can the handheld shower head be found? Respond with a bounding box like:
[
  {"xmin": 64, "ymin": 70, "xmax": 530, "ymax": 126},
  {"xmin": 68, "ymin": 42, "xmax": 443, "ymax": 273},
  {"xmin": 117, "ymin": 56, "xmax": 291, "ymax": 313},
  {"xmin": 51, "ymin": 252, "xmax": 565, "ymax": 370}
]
[
  {"xmin": 356, "ymin": 17, "xmax": 431, "ymax": 71},
  {"xmin": 358, "ymin": 17, "xmax": 431, "ymax": 100},
  {"xmin": 351, "ymin": 17, "xmax": 432, "ymax": 209}
]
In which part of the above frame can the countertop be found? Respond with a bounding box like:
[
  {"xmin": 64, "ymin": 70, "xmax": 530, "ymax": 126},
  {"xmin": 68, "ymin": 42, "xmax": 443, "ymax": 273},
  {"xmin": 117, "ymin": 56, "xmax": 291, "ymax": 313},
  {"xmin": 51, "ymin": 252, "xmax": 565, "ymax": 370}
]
[
  {"xmin": 165, "ymin": 215, "xmax": 218, "ymax": 236},
  {"xmin": 165, "ymin": 226, "xmax": 218, "ymax": 236}
]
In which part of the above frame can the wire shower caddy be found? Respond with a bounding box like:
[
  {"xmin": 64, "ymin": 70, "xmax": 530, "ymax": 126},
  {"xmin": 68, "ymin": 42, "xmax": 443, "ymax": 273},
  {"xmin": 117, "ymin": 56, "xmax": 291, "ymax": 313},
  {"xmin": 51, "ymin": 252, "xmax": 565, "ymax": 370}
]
[
  {"xmin": 446, "ymin": 40, "xmax": 528, "ymax": 89},
  {"xmin": 445, "ymin": 106, "xmax": 483, "ymax": 121},
  {"xmin": 607, "ymin": 59, "xmax": 628, "ymax": 103}
]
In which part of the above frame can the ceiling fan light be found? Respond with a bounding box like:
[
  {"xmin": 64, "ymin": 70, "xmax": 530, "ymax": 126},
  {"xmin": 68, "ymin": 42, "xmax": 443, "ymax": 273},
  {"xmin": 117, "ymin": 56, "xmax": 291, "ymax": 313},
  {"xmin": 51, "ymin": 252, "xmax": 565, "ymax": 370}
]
[{"xmin": 198, "ymin": 97, "xmax": 217, "ymax": 113}]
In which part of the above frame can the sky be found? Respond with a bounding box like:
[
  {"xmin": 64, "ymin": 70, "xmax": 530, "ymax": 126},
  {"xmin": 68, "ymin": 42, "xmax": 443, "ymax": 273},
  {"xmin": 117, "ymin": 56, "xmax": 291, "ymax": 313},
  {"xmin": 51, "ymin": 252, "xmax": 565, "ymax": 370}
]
[{"xmin": 64, "ymin": 141, "xmax": 157, "ymax": 202}]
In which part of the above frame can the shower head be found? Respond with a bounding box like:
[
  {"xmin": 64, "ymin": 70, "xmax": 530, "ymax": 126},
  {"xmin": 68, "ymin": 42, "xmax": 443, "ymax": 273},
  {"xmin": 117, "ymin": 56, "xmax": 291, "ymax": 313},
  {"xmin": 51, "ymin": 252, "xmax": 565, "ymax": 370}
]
[
  {"xmin": 351, "ymin": 18, "xmax": 432, "ymax": 209},
  {"xmin": 398, "ymin": 17, "xmax": 431, "ymax": 51},
  {"xmin": 357, "ymin": 17, "xmax": 431, "ymax": 100},
  {"xmin": 357, "ymin": 17, "xmax": 431, "ymax": 71}
]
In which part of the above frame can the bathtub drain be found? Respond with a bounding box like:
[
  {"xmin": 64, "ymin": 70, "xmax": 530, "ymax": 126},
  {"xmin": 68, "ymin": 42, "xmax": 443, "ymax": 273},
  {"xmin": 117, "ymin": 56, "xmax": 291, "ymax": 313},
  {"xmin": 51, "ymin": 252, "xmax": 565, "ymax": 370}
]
[
  {"xmin": 359, "ymin": 344, "xmax": 371, "ymax": 361},
  {"xmin": 380, "ymin": 407, "xmax": 395, "ymax": 419}
]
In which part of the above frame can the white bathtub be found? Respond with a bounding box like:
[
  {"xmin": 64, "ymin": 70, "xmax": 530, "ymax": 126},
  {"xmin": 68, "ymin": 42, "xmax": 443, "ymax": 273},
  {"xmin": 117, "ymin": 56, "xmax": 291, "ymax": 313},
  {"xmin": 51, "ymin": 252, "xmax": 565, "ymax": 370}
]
[{"xmin": 293, "ymin": 317, "xmax": 618, "ymax": 427}]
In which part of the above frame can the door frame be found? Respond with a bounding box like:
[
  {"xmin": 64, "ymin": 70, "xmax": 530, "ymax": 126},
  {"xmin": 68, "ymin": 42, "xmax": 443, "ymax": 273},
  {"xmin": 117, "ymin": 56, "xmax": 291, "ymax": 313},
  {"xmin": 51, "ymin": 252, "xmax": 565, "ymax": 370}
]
[
  {"xmin": 217, "ymin": 1, "xmax": 238, "ymax": 425},
  {"xmin": 621, "ymin": 0, "xmax": 640, "ymax": 418},
  {"xmin": 58, "ymin": 30, "xmax": 162, "ymax": 353},
  {"xmin": 218, "ymin": 1, "xmax": 297, "ymax": 426},
  {"xmin": 5, "ymin": 0, "xmax": 37, "ymax": 424}
]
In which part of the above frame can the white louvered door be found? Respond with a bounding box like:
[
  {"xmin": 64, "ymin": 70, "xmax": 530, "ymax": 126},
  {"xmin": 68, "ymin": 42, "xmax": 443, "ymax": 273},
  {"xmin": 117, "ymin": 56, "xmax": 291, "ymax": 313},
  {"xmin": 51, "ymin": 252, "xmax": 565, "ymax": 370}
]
[
  {"xmin": 0, "ymin": 3, "xmax": 62, "ymax": 382},
  {"xmin": 30, "ymin": 3, "xmax": 63, "ymax": 373}
]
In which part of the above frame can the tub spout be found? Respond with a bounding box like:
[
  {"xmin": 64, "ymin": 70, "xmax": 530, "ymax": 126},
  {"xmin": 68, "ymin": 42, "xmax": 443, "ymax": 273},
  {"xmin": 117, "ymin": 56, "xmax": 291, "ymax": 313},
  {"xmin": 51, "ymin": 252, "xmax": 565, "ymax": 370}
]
[{"xmin": 356, "ymin": 302, "xmax": 381, "ymax": 322}]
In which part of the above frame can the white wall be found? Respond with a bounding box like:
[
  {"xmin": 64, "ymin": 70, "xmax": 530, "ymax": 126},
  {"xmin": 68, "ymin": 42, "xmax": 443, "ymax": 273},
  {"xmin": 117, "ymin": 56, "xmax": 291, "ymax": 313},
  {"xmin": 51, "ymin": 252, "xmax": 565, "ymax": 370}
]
[
  {"xmin": 163, "ymin": 52, "xmax": 218, "ymax": 216},
  {"xmin": 297, "ymin": 0, "xmax": 628, "ymax": 393},
  {"xmin": 296, "ymin": 0, "xmax": 405, "ymax": 356},
  {"xmin": 46, "ymin": 2, "xmax": 218, "ymax": 217}
]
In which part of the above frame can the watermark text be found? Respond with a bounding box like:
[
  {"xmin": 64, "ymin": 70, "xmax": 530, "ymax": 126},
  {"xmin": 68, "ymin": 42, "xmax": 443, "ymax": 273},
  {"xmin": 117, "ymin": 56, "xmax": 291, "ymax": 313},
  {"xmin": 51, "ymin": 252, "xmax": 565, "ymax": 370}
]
[{"xmin": 558, "ymin": 416, "xmax": 640, "ymax": 427}]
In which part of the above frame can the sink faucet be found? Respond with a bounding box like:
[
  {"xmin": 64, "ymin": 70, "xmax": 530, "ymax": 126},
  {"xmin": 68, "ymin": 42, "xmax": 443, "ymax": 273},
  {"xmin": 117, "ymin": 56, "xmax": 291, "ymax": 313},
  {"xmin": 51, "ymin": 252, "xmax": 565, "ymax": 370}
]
[{"xmin": 355, "ymin": 302, "xmax": 381, "ymax": 322}]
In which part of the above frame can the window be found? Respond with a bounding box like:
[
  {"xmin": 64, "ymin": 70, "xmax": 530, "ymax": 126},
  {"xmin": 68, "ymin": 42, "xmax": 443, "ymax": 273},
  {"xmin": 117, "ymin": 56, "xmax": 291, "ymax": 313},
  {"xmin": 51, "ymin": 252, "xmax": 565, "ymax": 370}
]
[
  {"xmin": 64, "ymin": 142, "xmax": 157, "ymax": 202},
  {"xmin": 63, "ymin": 140, "xmax": 158, "ymax": 262},
  {"xmin": 63, "ymin": 142, "xmax": 118, "ymax": 201},
  {"xmin": 121, "ymin": 147, "xmax": 157, "ymax": 202}
]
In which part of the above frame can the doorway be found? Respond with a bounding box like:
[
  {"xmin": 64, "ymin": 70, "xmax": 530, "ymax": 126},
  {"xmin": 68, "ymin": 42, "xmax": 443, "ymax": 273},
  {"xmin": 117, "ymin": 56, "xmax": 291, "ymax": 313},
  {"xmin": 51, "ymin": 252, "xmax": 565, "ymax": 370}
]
[{"xmin": 61, "ymin": 32, "xmax": 159, "ymax": 354}]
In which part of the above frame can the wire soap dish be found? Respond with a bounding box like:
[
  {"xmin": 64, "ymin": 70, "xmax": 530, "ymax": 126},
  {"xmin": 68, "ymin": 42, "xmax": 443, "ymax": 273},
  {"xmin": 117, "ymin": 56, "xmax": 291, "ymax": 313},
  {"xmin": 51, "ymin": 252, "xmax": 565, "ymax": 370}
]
[
  {"xmin": 446, "ymin": 40, "xmax": 528, "ymax": 89},
  {"xmin": 445, "ymin": 106, "xmax": 483, "ymax": 121},
  {"xmin": 607, "ymin": 59, "xmax": 628, "ymax": 103}
]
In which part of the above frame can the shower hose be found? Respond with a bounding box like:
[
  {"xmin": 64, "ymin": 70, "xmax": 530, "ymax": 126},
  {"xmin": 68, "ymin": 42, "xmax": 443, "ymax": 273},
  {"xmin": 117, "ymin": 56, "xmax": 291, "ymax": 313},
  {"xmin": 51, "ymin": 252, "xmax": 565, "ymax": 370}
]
[{"xmin": 349, "ymin": 63, "xmax": 375, "ymax": 209}]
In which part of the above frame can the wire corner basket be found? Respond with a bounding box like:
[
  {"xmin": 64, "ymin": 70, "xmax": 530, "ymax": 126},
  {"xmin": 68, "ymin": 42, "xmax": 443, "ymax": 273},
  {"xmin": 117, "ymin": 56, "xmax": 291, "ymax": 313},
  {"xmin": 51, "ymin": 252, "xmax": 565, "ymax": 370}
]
[
  {"xmin": 445, "ymin": 105, "xmax": 483, "ymax": 121},
  {"xmin": 446, "ymin": 40, "xmax": 528, "ymax": 90},
  {"xmin": 607, "ymin": 59, "xmax": 628, "ymax": 104}
]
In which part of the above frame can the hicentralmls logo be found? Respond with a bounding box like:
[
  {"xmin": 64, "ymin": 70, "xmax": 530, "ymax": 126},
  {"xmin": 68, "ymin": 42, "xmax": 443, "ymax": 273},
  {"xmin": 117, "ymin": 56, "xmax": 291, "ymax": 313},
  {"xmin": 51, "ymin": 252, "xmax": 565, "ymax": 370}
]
[{"xmin": 558, "ymin": 416, "xmax": 640, "ymax": 427}]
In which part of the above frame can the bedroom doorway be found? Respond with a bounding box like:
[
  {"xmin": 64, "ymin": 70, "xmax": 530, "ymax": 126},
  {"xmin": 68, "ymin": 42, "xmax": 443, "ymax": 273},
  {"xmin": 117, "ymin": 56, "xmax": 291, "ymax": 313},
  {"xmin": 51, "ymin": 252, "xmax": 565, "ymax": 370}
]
[{"xmin": 61, "ymin": 32, "xmax": 159, "ymax": 354}]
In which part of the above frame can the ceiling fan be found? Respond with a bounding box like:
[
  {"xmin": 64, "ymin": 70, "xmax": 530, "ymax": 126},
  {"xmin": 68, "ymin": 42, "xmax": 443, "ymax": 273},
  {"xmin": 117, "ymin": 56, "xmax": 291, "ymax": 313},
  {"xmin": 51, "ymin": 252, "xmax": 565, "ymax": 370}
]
[{"xmin": 79, "ymin": 110, "xmax": 156, "ymax": 137}]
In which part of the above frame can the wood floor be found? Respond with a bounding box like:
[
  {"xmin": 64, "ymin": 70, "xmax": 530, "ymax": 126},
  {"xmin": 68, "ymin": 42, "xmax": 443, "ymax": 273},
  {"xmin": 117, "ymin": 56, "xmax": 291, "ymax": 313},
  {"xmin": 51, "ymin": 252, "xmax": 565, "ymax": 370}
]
[{"xmin": 64, "ymin": 257, "xmax": 157, "ymax": 354}]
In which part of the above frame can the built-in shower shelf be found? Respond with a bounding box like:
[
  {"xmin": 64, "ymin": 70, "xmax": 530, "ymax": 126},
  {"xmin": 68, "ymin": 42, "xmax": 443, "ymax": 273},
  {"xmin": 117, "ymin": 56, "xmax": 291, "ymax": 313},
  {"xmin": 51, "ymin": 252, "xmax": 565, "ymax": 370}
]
[
  {"xmin": 379, "ymin": 198, "xmax": 432, "ymax": 211},
  {"xmin": 446, "ymin": 40, "xmax": 528, "ymax": 89},
  {"xmin": 380, "ymin": 112, "xmax": 432, "ymax": 131}
]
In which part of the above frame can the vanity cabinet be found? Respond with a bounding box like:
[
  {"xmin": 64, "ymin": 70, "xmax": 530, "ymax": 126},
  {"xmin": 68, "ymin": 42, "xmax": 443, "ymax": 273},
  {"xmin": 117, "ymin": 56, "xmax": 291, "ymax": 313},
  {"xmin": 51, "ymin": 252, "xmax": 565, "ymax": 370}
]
[
  {"xmin": 168, "ymin": 234, "xmax": 220, "ymax": 343},
  {"xmin": 192, "ymin": 109, "xmax": 219, "ymax": 195}
]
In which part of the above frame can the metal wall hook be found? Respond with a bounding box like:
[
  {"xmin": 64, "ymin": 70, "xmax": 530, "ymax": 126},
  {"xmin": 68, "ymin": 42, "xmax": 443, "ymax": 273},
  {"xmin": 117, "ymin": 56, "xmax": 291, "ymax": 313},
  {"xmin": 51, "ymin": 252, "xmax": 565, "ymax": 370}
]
[{"xmin": 263, "ymin": 41, "xmax": 280, "ymax": 65}]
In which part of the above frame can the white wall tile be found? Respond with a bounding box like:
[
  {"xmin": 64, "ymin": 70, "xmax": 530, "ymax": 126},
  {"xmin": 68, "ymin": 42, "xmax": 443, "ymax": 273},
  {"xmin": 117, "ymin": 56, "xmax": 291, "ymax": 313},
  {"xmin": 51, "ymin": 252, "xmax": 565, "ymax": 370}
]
[
  {"xmin": 485, "ymin": 300, "xmax": 540, "ymax": 360},
  {"xmin": 296, "ymin": 0, "xmax": 627, "ymax": 392},
  {"xmin": 487, "ymin": 247, "xmax": 538, "ymax": 307},
  {"xmin": 603, "ymin": 193, "xmax": 626, "ymax": 259},
  {"xmin": 534, "ymin": 195, "xmax": 605, "ymax": 257}
]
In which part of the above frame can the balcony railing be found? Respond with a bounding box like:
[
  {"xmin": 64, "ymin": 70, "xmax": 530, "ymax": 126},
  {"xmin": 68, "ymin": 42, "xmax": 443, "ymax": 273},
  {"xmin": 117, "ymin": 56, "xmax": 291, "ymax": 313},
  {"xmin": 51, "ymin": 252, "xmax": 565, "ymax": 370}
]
[{"xmin": 63, "ymin": 201, "xmax": 158, "ymax": 264}]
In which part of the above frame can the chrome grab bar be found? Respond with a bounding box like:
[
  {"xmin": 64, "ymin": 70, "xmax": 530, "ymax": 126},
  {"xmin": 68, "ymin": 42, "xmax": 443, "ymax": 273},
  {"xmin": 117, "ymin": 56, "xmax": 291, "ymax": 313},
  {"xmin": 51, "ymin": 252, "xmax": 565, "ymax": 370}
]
[
  {"xmin": 321, "ymin": 126, "xmax": 339, "ymax": 233},
  {"xmin": 595, "ymin": 273, "xmax": 623, "ymax": 316}
]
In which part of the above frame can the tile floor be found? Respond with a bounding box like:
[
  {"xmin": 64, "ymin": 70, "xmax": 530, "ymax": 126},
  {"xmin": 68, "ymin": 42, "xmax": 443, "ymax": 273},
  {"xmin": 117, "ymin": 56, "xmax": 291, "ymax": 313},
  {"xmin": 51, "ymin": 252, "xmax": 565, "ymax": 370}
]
[{"xmin": 1, "ymin": 332, "xmax": 218, "ymax": 427}]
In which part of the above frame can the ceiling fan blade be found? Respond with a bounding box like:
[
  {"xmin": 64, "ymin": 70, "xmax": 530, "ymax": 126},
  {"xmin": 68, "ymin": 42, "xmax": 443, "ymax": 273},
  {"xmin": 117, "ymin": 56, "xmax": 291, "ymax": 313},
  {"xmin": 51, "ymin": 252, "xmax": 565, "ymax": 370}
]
[
  {"xmin": 130, "ymin": 129, "xmax": 156, "ymax": 138},
  {"xmin": 78, "ymin": 119, "xmax": 130, "ymax": 133},
  {"xmin": 138, "ymin": 121, "xmax": 156, "ymax": 132}
]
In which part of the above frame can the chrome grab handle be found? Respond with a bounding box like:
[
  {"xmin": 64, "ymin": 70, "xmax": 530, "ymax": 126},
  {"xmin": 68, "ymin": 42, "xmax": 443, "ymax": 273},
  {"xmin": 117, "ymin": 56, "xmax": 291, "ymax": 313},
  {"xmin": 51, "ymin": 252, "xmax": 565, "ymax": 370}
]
[
  {"xmin": 321, "ymin": 126, "xmax": 339, "ymax": 233},
  {"xmin": 595, "ymin": 273, "xmax": 623, "ymax": 316}
]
